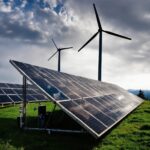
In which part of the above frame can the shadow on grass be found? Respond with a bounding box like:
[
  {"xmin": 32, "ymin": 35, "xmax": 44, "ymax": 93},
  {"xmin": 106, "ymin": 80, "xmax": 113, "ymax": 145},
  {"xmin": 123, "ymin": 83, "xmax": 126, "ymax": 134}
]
[
  {"xmin": 26, "ymin": 110, "xmax": 84, "ymax": 130},
  {"xmin": 140, "ymin": 124, "xmax": 150, "ymax": 130},
  {"xmin": 0, "ymin": 110, "xmax": 101, "ymax": 150},
  {"xmin": 1, "ymin": 108, "xmax": 140, "ymax": 150}
]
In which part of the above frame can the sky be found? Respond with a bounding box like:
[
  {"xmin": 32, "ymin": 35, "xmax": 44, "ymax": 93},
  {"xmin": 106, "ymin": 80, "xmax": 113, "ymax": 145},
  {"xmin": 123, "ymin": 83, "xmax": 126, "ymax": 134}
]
[{"xmin": 0, "ymin": 0, "xmax": 150, "ymax": 90}]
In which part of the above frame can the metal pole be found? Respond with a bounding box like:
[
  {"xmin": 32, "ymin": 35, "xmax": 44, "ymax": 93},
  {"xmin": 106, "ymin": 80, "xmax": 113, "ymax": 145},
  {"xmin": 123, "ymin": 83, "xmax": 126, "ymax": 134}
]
[
  {"xmin": 98, "ymin": 31, "xmax": 102, "ymax": 81},
  {"xmin": 58, "ymin": 50, "xmax": 61, "ymax": 72},
  {"xmin": 22, "ymin": 76, "xmax": 27, "ymax": 128},
  {"xmin": 24, "ymin": 127, "xmax": 85, "ymax": 134}
]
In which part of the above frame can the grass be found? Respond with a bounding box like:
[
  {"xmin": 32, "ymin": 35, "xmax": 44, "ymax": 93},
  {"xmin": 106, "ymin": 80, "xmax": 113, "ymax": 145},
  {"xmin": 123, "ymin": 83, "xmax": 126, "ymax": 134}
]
[{"xmin": 0, "ymin": 101, "xmax": 150, "ymax": 150}]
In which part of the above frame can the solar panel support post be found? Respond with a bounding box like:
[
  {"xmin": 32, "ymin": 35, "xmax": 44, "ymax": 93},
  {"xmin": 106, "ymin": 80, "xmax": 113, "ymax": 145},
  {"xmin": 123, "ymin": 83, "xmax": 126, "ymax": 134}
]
[{"xmin": 22, "ymin": 76, "xmax": 27, "ymax": 128}]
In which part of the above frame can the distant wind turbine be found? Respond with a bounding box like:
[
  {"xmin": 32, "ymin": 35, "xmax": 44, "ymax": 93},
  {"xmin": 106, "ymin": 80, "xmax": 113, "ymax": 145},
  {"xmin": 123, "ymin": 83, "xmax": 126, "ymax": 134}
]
[
  {"xmin": 48, "ymin": 39, "xmax": 73, "ymax": 72},
  {"xmin": 78, "ymin": 3, "xmax": 131, "ymax": 81}
]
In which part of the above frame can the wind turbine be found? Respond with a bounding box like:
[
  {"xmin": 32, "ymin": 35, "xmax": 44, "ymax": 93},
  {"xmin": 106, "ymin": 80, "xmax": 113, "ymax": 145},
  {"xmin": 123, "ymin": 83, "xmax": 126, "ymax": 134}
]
[
  {"xmin": 48, "ymin": 39, "xmax": 73, "ymax": 72},
  {"xmin": 78, "ymin": 3, "xmax": 131, "ymax": 81}
]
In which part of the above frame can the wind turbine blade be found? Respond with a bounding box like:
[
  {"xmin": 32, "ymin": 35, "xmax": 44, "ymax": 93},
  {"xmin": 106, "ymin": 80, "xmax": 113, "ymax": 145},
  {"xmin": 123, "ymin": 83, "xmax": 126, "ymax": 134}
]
[
  {"xmin": 52, "ymin": 39, "xmax": 58, "ymax": 49},
  {"xmin": 48, "ymin": 51, "xmax": 58, "ymax": 61},
  {"xmin": 93, "ymin": 3, "xmax": 102, "ymax": 30},
  {"xmin": 103, "ymin": 30, "xmax": 131, "ymax": 40},
  {"xmin": 60, "ymin": 47, "xmax": 73, "ymax": 50},
  {"xmin": 78, "ymin": 31, "xmax": 99, "ymax": 52}
]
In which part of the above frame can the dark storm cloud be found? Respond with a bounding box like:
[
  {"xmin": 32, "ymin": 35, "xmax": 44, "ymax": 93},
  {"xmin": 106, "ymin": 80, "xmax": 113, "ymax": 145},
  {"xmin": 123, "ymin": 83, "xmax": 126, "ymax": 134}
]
[
  {"xmin": 68, "ymin": 0, "xmax": 150, "ymax": 33},
  {"xmin": 65, "ymin": 0, "xmax": 150, "ymax": 85},
  {"xmin": 79, "ymin": 1, "xmax": 149, "ymax": 47},
  {"xmin": 0, "ymin": 0, "xmax": 149, "ymax": 44},
  {"xmin": 94, "ymin": 0, "xmax": 150, "ymax": 34},
  {"xmin": 0, "ymin": 15, "xmax": 41, "ymax": 41}
]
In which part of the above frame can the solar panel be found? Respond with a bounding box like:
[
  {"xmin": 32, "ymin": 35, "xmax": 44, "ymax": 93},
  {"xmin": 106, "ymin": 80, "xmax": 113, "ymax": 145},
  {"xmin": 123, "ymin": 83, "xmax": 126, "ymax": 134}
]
[
  {"xmin": 13, "ymin": 89, "xmax": 23, "ymax": 94},
  {"xmin": 0, "ymin": 83, "xmax": 8, "ymax": 88},
  {"xmin": 26, "ymin": 95, "xmax": 36, "ymax": 101},
  {"xmin": 9, "ymin": 95, "xmax": 22, "ymax": 102},
  {"xmin": 0, "ymin": 95, "xmax": 12, "ymax": 104},
  {"xmin": 32, "ymin": 94, "xmax": 48, "ymax": 101},
  {"xmin": 3, "ymin": 89, "xmax": 16, "ymax": 94},
  {"xmin": 0, "ymin": 82, "xmax": 49, "ymax": 105},
  {"xmin": 10, "ymin": 60, "xmax": 143, "ymax": 138},
  {"xmin": 0, "ymin": 89, "xmax": 4, "ymax": 94}
]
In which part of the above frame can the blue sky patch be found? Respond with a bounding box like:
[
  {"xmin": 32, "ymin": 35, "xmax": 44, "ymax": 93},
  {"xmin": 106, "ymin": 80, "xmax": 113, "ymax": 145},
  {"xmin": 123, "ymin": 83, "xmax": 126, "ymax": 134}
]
[{"xmin": 53, "ymin": 2, "xmax": 64, "ymax": 14}]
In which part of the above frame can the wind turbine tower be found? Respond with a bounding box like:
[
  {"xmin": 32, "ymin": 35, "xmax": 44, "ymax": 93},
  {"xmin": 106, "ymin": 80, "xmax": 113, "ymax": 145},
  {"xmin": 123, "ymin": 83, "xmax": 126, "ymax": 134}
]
[{"xmin": 48, "ymin": 39, "xmax": 73, "ymax": 72}]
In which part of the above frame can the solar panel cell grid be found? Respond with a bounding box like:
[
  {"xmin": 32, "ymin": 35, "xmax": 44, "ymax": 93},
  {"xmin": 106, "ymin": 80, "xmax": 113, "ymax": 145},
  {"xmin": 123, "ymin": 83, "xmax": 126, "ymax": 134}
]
[
  {"xmin": 0, "ymin": 82, "xmax": 49, "ymax": 104},
  {"xmin": 26, "ymin": 95, "xmax": 36, "ymax": 101},
  {"xmin": 86, "ymin": 98, "xmax": 119, "ymax": 120},
  {"xmin": 32, "ymin": 94, "xmax": 47, "ymax": 101},
  {"xmin": 60, "ymin": 100, "xmax": 107, "ymax": 134},
  {"xmin": 75, "ymin": 99, "xmax": 115, "ymax": 126},
  {"xmin": 0, "ymin": 89, "xmax": 4, "ymax": 94},
  {"xmin": 0, "ymin": 95, "xmax": 12, "ymax": 103},
  {"xmin": 30, "ymin": 76, "xmax": 68, "ymax": 101},
  {"xmin": 9, "ymin": 95, "xmax": 22, "ymax": 102},
  {"xmin": 3, "ymin": 89, "xmax": 16, "ymax": 94},
  {"xmin": 0, "ymin": 83, "xmax": 8, "ymax": 88},
  {"xmin": 14, "ymin": 84, "xmax": 22, "ymax": 88},
  {"xmin": 7, "ymin": 84, "xmax": 19, "ymax": 88},
  {"xmin": 10, "ymin": 60, "xmax": 143, "ymax": 138},
  {"xmin": 13, "ymin": 89, "xmax": 22, "ymax": 94}
]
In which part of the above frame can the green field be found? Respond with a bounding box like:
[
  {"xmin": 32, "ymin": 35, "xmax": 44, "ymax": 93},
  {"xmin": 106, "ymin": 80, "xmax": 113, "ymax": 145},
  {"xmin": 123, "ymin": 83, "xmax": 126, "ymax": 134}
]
[{"xmin": 0, "ymin": 101, "xmax": 150, "ymax": 150}]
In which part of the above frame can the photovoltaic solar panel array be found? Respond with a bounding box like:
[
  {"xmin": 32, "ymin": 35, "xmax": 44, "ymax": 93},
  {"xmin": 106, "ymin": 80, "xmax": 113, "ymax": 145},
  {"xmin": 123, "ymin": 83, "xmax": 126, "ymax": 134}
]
[
  {"xmin": 10, "ymin": 60, "xmax": 143, "ymax": 138},
  {"xmin": 0, "ymin": 83, "xmax": 48, "ymax": 106}
]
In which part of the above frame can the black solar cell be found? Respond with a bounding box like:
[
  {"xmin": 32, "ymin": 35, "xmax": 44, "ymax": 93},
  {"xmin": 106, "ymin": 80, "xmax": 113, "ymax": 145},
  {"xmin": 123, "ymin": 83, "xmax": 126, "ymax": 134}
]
[
  {"xmin": 75, "ymin": 99, "xmax": 115, "ymax": 126},
  {"xmin": 32, "ymin": 94, "xmax": 47, "ymax": 101},
  {"xmin": 86, "ymin": 98, "xmax": 119, "ymax": 120},
  {"xmin": 9, "ymin": 95, "xmax": 22, "ymax": 102},
  {"xmin": 0, "ymin": 83, "xmax": 48, "ymax": 105},
  {"xmin": 0, "ymin": 83, "xmax": 8, "ymax": 88},
  {"xmin": 26, "ymin": 95, "xmax": 36, "ymax": 101},
  {"xmin": 60, "ymin": 100, "xmax": 107, "ymax": 134},
  {"xmin": 14, "ymin": 89, "xmax": 22, "ymax": 94},
  {"xmin": 0, "ymin": 95, "xmax": 12, "ymax": 103},
  {"xmin": 3, "ymin": 89, "xmax": 16, "ymax": 94},
  {"xmin": 14, "ymin": 85, "xmax": 22, "ymax": 88},
  {"xmin": 0, "ymin": 89, "xmax": 4, "ymax": 94},
  {"xmin": 7, "ymin": 84, "xmax": 19, "ymax": 88}
]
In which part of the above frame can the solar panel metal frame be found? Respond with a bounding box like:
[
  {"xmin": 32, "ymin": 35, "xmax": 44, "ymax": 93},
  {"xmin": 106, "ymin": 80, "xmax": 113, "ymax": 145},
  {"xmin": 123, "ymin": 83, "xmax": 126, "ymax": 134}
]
[{"xmin": 10, "ymin": 60, "xmax": 143, "ymax": 138}]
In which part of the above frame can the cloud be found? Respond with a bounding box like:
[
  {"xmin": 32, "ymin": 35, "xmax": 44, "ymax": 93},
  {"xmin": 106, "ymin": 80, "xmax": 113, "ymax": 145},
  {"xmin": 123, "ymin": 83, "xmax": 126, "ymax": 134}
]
[
  {"xmin": 0, "ymin": 15, "xmax": 41, "ymax": 41},
  {"xmin": 0, "ymin": 0, "xmax": 150, "ymax": 90},
  {"xmin": 0, "ymin": 0, "xmax": 12, "ymax": 13}
]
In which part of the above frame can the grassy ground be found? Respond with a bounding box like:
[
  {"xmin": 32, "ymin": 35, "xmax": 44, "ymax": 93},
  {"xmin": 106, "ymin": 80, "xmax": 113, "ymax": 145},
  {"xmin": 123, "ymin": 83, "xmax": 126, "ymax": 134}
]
[{"xmin": 0, "ymin": 101, "xmax": 150, "ymax": 150}]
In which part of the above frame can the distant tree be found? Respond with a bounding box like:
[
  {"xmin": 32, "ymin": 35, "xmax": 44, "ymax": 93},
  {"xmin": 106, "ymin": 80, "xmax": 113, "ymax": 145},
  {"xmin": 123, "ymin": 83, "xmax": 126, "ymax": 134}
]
[{"xmin": 138, "ymin": 89, "xmax": 145, "ymax": 99}]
